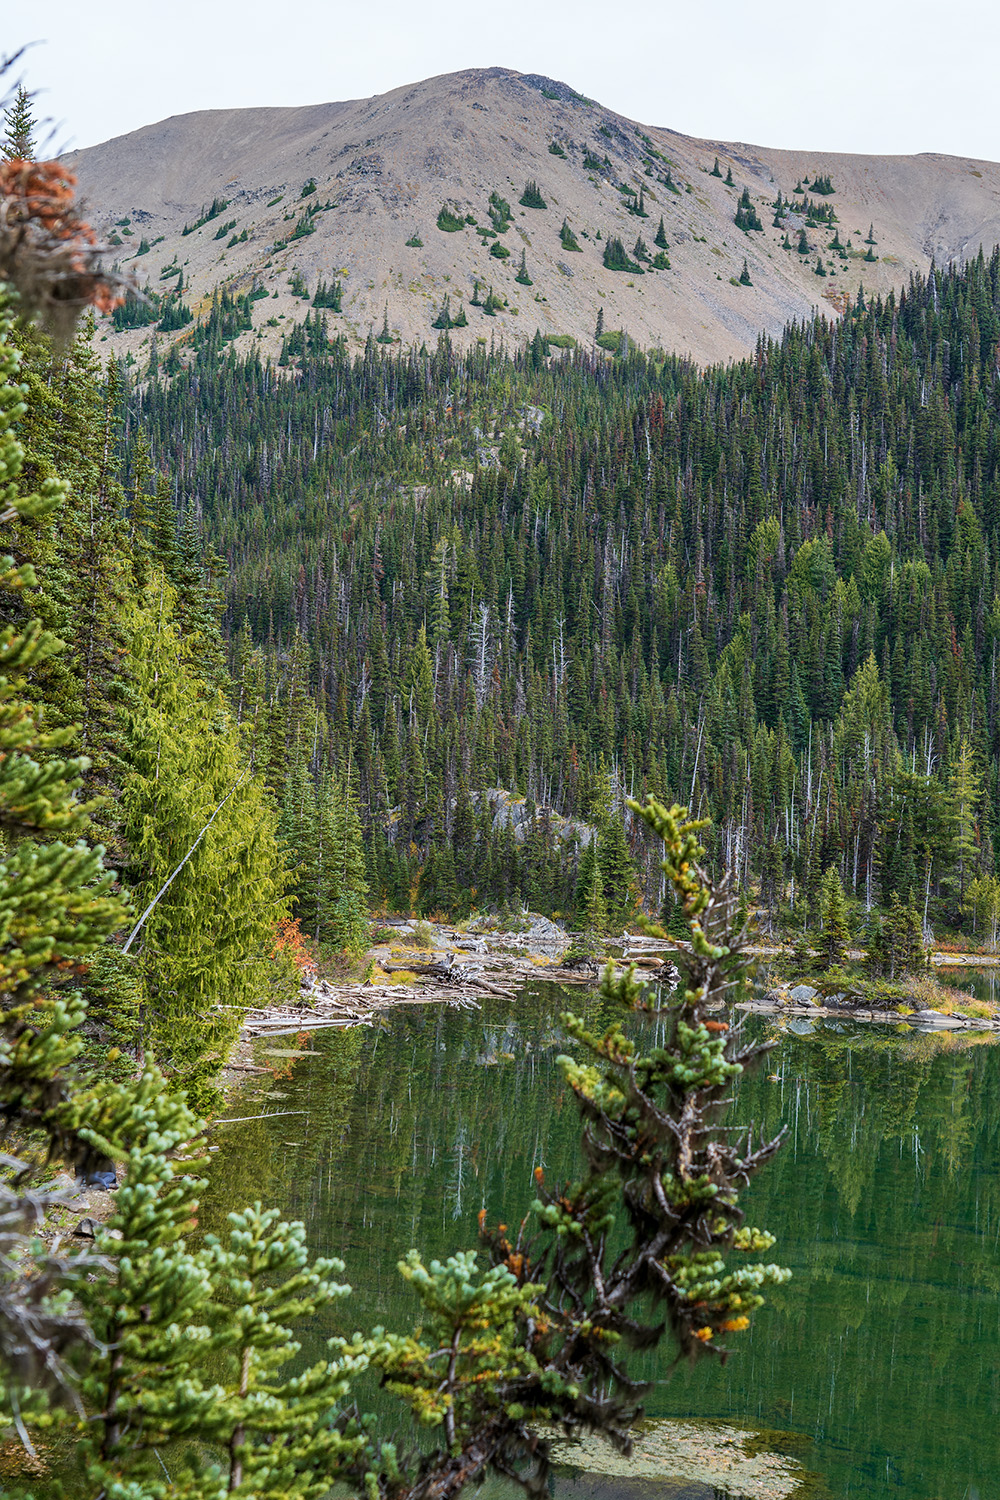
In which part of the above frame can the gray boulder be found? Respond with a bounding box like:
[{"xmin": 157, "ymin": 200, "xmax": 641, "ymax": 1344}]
[{"xmin": 911, "ymin": 1010, "xmax": 966, "ymax": 1029}]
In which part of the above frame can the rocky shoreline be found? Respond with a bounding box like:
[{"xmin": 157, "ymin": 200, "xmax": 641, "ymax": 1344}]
[{"xmin": 235, "ymin": 918, "xmax": 1000, "ymax": 1040}]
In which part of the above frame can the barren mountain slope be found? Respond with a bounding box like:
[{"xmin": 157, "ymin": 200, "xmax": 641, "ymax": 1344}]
[{"xmin": 67, "ymin": 66, "xmax": 1000, "ymax": 367}]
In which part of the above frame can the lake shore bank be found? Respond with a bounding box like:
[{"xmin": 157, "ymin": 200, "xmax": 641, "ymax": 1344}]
[{"xmin": 231, "ymin": 917, "xmax": 1000, "ymax": 1045}]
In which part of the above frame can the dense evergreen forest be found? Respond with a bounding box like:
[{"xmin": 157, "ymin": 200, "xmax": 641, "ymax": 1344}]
[
  {"xmin": 7, "ymin": 317, "xmax": 370, "ymax": 1103},
  {"xmin": 126, "ymin": 249, "xmax": 1000, "ymax": 941},
  {"xmin": 0, "ymin": 117, "xmax": 786, "ymax": 1497}
]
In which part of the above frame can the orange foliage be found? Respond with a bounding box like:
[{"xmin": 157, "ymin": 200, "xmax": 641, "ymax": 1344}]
[
  {"xmin": 273, "ymin": 915, "xmax": 317, "ymax": 979},
  {"xmin": 0, "ymin": 157, "xmax": 127, "ymax": 333}
]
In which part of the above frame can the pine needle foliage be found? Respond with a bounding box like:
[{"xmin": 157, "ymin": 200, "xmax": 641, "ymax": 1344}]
[
  {"xmin": 0, "ymin": 511, "xmax": 788, "ymax": 1500},
  {"xmin": 361, "ymin": 797, "xmax": 787, "ymax": 1500},
  {"xmin": 121, "ymin": 576, "xmax": 292, "ymax": 1106},
  {"xmin": 519, "ymin": 181, "xmax": 547, "ymax": 210}
]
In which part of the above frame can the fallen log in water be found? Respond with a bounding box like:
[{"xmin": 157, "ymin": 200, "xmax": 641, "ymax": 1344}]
[{"xmin": 383, "ymin": 954, "xmax": 456, "ymax": 979}]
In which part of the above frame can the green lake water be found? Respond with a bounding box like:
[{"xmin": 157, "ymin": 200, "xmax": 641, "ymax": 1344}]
[{"xmin": 203, "ymin": 985, "xmax": 1000, "ymax": 1500}]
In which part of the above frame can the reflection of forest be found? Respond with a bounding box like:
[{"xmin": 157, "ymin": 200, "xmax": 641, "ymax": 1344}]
[
  {"xmin": 679, "ymin": 1021, "xmax": 1000, "ymax": 1500},
  {"xmin": 205, "ymin": 996, "xmax": 1000, "ymax": 1500},
  {"xmin": 201, "ymin": 984, "xmax": 597, "ymax": 1335}
]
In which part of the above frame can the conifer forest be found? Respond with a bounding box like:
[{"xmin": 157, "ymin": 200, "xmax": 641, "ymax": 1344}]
[
  {"xmin": 128, "ymin": 251, "xmax": 1000, "ymax": 947},
  {"xmin": 7, "ymin": 65, "xmax": 1000, "ymax": 1500}
]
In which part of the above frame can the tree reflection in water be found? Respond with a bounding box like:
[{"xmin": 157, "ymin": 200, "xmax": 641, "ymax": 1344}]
[{"xmin": 202, "ymin": 988, "xmax": 1000, "ymax": 1500}]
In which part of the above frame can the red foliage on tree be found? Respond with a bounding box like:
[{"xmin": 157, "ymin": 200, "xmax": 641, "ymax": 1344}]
[
  {"xmin": 0, "ymin": 157, "xmax": 126, "ymax": 338},
  {"xmin": 273, "ymin": 914, "xmax": 317, "ymax": 980}
]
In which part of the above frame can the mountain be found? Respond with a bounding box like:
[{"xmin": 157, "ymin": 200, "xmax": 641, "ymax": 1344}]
[{"xmin": 68, "ymin": 66, "xmax": 1000, "ymax": 366}]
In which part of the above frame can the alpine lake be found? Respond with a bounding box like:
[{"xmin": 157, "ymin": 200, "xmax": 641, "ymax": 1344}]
[{"xmin": 203, "ymin": 972, "xmax": 1000, "ymax": 1500}]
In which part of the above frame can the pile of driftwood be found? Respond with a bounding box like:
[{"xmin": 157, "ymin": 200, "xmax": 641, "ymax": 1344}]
[
  {"xmin": 241, "ymin": 960, "xmax": 521, "ymax": 1038},
  {"xmin": 239, "ymin": 942, "xmax": 683, "ymax": 1042}
]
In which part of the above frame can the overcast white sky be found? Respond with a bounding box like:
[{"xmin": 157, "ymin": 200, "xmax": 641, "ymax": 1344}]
[{"xmin": 8, "ymin": 0, "xmax": 999, "ymax": 161}]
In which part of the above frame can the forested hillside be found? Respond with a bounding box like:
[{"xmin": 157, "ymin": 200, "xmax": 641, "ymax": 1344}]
[
  {"xmin": 127, "ymin": 250, "xmax": 1000, "ymax": 940},
  {"xmin": 6, "ymin": 316, "xmax": 318, "ymax": 1101}
]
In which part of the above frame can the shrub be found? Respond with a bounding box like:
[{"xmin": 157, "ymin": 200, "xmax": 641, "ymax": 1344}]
[
  {"xmin": 437, "ymin": 205, "xmax": 465, "ymax": 232},
  {"xmin": 273, "ymin": 913, "xmax": 317, "ymax": 980}
]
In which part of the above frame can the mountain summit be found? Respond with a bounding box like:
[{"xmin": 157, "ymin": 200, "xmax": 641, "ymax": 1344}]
[{"xmin": 69, "ymin": 66, "xmax": 1000, "ymax": 365}]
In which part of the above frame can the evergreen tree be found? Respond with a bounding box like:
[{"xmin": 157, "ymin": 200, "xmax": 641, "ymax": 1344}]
[
  {"xmin": 818, "ymin": 866, "xmax": 850, "ymax": 968},
  {"xmin": 865, "ymin": 898, "xmax": 925, "ymax": 979},
  {"xmin": 325, "ymin": 766, "xmax": 370, "ymax": 952},
  {"xmin": 1, "ymin": 85, "xmax": 36, "ymax": 160},
  {"xmin": 603, "ymin": 237, "xmax": 640, "ymax": 273},
  {"xmin": 598, "ymin": 813, "xmax": 637, "ymax": 927},
  {"xmin": 945, "ymin": 737, "xmax": 982, "ymax": 916},
  {"xmin": 121, "ymin": 572, "xmax": 293, "ymax": 1105},
  {"xmin": 519, "ymin": 180, "xmax": 547, "ymax": 209},
  {"xmin": 574, "ymin": 837, "xmax": 609, "ymax": 933},
  {"xmin": 734, "ymin": 189, "xmax": 763, "ymax": 232}
]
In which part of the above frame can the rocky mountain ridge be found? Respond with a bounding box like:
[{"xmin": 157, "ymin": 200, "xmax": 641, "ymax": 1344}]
[{"xmin": 67, "ymin": 66, "xmax": 1000, "ymax": 366}]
